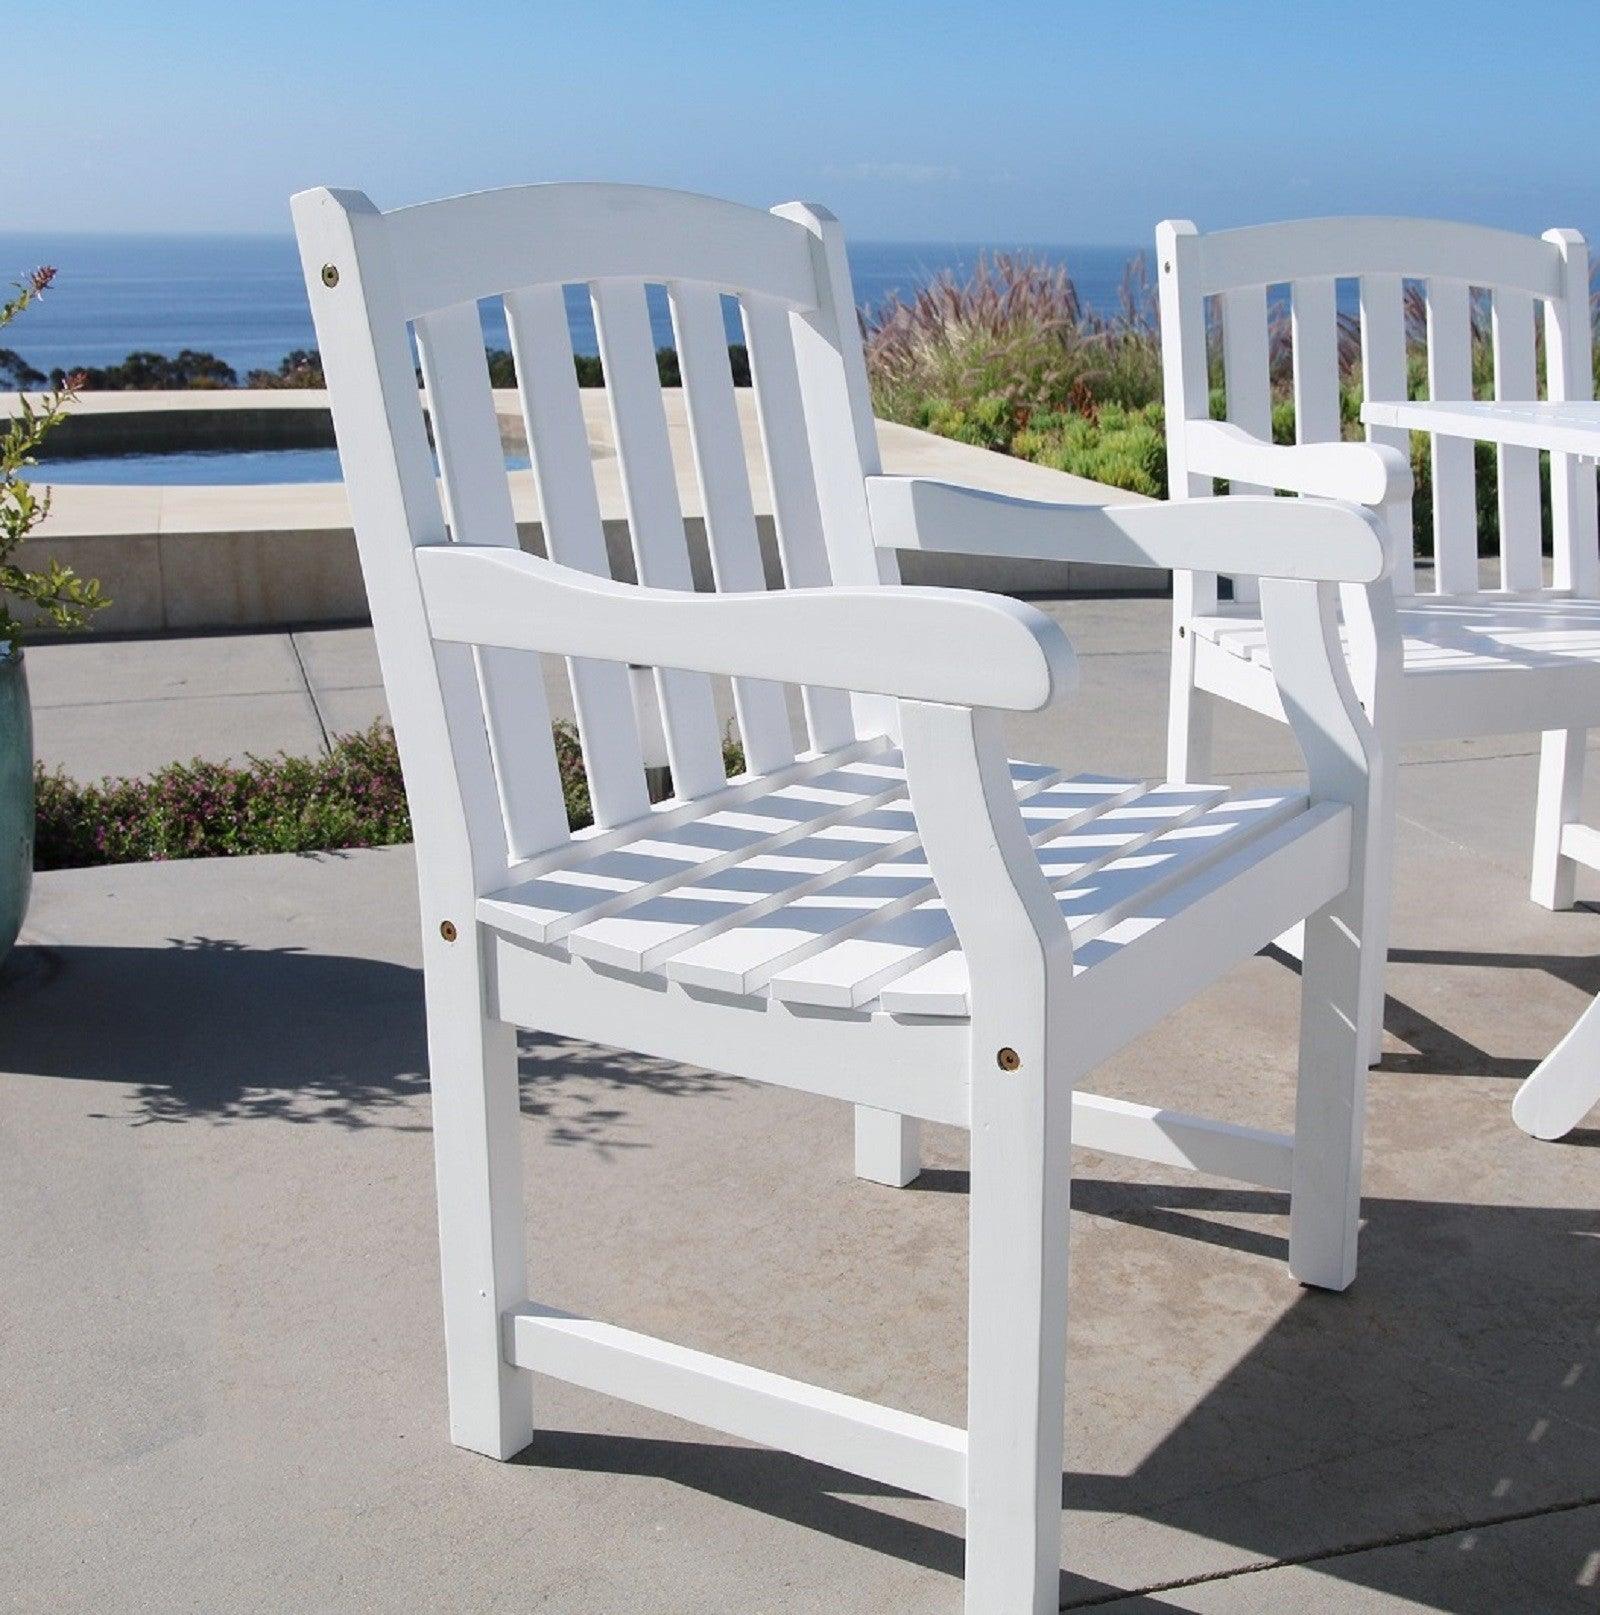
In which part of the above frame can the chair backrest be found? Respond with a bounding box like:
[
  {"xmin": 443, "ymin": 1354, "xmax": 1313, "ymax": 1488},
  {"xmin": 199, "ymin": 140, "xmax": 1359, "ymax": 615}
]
[
  {"xmin": 1158, "ymin": 216, "xmax": 1594, "ymax": 606},
  {"xmin": 292, "ymin": 183, "xmax": 895, "ymax": 899}
]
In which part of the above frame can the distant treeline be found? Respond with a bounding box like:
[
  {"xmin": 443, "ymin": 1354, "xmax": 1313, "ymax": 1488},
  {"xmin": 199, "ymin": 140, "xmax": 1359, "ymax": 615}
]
[{"xmin": 0, "ymin": 345, "xmax": 754, "ymax": 391}]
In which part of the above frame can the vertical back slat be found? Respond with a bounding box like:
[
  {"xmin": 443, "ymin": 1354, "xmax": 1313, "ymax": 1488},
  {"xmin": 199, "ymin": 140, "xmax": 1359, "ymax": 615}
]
[
  {"xmin": 741, "ymin": 294, "xmax": 856, "ymax": 752},
  {"xmin": 503, "ymin": 283, "xmax": 651, "ymax": 829},
  {"xmin": 668, "ymin": 281, "xmax": 796, "ymax": 774},
  {"xmin": 1358, "ymin": 274, "xmax": 1414, "ymax": 595},
  {"xmin": 1543, "ymin": 230, "xmax": 1599, "ymax": 597},
  {"xmin": 1425, "ymin": 278, "xmax": 1480, "ymax": 595},
  {"xmin": 1290, "ymin": 278, "xmax": 1341, "ymax": 443},
  {"xmin": 416, "ymin": 303, "xmax": 569, "ymax": 860},
  {"xmin": 591, "ymin": 280, "xmax": 728, "ymax": 800},
  {"xmin": 1490, "ymin": 287, "xmax": 1543, "ymax": 591},
  {"xmin": 1219, "ymin": 286, "xmax": 1271, "ymax": 605}
]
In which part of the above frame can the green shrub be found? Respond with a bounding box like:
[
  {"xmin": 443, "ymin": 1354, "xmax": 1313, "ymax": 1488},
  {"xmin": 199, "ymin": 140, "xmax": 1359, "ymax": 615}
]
[{"xmin": 35, "ymin": 720, "xmax": 748, "ymax": 870}]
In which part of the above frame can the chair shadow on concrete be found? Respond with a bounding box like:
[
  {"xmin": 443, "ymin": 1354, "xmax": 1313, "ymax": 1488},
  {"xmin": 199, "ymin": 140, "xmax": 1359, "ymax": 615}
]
[
  {"xmin": 0, "ymin": 937, "xmax": 738, "ymax": 1142},
  {"xmin": 6, "ymin": 936, "xmax": 1598, "ymax": 1608},
  {"xmin": 1262, "ymin": 939, "xmax": 1600, "ymax": 1085},
  {"xmin": 521, "ymin": 1186, "xmax": 1600, "ymax": 1613}
]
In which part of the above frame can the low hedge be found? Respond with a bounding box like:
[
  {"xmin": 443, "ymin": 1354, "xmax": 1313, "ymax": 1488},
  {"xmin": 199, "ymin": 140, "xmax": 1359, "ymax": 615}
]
[{"xmin": 34, "ymin": 720, "xmax": 746, "ymax": 871}]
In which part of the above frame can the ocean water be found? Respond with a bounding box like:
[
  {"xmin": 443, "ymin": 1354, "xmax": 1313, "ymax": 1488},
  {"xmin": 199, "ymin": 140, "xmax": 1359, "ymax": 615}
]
[{"xmin": 0, "ymin": 232, "xmax": 1150, "ymax": 380}]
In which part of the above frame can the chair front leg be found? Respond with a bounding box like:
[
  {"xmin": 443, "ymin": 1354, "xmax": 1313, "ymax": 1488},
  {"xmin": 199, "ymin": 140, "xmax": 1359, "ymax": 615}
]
[
  {"xmin": 963, "ymin": 1020, "xmax": 1073, "ymax": 1614},
  {"xmin": 1531, "ymin": 728, "xmax": 1586, "ymax": 910},
  {"xmin": 853, "ymin": 1105, "xmax": 922, "ymax": 1186},
  {"xmin": 424, "ymin": 930, "xmax": 534, "ymax": 1458}
]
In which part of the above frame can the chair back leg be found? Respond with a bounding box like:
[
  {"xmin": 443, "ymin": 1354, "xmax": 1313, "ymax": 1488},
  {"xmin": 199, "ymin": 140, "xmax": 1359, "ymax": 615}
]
[
  {"xmin": 853, "ymin": 1105, "xmax": 923, "ymax": 1187},
  {"xmin": 1531, "ymin": 727, "xmax": 1587, "ymax": 911},
  {"xmin": 1166, "ymin": 628, "xmax": 1214, "ymax": 784}
]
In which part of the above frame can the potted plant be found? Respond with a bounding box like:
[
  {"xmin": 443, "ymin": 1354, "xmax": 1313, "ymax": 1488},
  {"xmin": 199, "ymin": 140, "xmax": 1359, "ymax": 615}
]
[{"xmin": 1, "ymin": 268, "xmax": 107, "ymax": 965}]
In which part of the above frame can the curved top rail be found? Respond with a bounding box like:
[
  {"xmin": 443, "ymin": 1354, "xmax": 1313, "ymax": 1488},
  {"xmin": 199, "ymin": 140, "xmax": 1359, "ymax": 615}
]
[
  {"xmin": 1168, "ymin": 216, "xmax": 1569, "ymax": 300},
  {"xmin": 306, "ymin": 183, "xmax": 823, "ymax": 321}
]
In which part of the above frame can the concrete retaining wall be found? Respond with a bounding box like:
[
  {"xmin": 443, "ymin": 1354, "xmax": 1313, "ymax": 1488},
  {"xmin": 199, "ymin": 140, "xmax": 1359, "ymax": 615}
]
[{"xmin": 16, "ymin": 389, "xmax": 1165, "ymax": 633}]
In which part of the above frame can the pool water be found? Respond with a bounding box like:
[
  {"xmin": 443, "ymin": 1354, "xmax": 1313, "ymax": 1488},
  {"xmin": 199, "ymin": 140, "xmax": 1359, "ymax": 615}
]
[{"xmin": 35, "ymin": 445, "xmax": 533, "ymax": 486}]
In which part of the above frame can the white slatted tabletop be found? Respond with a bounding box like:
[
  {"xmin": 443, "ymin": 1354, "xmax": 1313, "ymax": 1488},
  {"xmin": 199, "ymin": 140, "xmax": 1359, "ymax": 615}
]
[{"xmin": 1360, "ymin": 399, "xmax": 1600, "ymax": 459}]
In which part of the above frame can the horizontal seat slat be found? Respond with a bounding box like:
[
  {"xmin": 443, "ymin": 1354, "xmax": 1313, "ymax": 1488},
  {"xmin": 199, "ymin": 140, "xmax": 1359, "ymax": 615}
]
[
  {"xmin": 590, "ymin": 760, "xmax": 1071, "ymax": 983},
  {"xmin": 772, "ymin": 783, "xmax": 1234, "ymax": 1011},
  {"xmin": 481, "ymin": 750, "xmax": 908, "ymax": 945},
  {"xmin": 1196, "ymin": 597, "xmax": 1600, "ymax": 676},
  {"xmin": 663, "ymin": 773, "xmax": 1135, "ymax": 997},
  {"xmin": 873, "ymin": 788, "xmax": 1307, "ymax": 1017}
]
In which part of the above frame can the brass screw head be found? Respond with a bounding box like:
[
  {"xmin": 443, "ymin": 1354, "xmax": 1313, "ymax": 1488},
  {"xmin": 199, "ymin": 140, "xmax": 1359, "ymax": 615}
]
[
  {"xmin": 996, "ymin": 1046, "xmax": 1022, "ymax": 1072},
  {"xmin": 320, "ymin": 263, "xmax": 340, "ymax": 288},
  {"xmin": 439, "ymin": 920, "xmax": 458, "ymax": 943}
]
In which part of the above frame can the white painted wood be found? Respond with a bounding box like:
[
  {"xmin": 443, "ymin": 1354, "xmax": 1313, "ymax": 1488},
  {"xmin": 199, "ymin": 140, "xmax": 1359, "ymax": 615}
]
[
  {"xmin": 1425, "ymin": 278, "xmax": 1480, "ymax": 596},
  {"xmin": 1261, "ymin": 575, "xmax": 1394, "ymax": 1287},
  {"xmin": 666, "ymin": 773, "xmax": 1133, "ymax": 999},
  {"xmin": 1179, "ymin": 424, "xmax": 1409, "ymax": 508},
  {"xmin": 1291, "ymin": 278, "xmax": 1342, "ymax": 447},
  {"xmin": 1194, "ymin": 216, "xmax": 1562, "ymax": 301},
  {"xmin": 1360, "ymin": 397, "xmax": 1600, "ymax": 456},
  {"xmin": 1490, "ymin": 288, "xmax": 1543, "ymax": 592},
  {"xmin": 507, "ymin": 1303, "xmax": 967, "ymax": 1504},
  {"xmin": 292, "ymin": 187, "xmax": 531, "ymax": 1459},
  {"xmin": 865, "ymin": 786, "xmax": 1302, "ymax": 1018},
  {"xmin": 489, "ymin": 924, "xmax": 973, "ymax": 1126},
  {"xmin": 1359, "ymin": 273, "xmax": 1415, "ymax": 595},
  {"xmin": 385, "ymin": 183, "xmax": 819, "ymax": 320},
  {"xmin": 1165, "ymin": 216, "xmax": 1600, "ymax": 1055},
  {"xmin": 1219, "ymin": 285, "xmax": 1271, "ymax": 605},
  {"xmin": 1512, "ymin": 990, "xmax": 1600, "ymax": 1139},
  {"xmin": 774, "ymin": 201, "xmax": 900, "ymax": 742},
  {"xmin": 1071, "ymin": 1093, "xmax": 1292, "ymax": 1189},
  {"xmin": 486, "ymin": 754, "xmax": 913, "ymax": 949},
  {"xmin": 742, "ymin": 294, "xmax": 856, "ymax": 752},
  {"xmin": 1158, "ymin": 219, "xmax": 1218, "ymax": 782},
  {"xmin": 417, "ymin": 543, "xmax": 1076, "ymax": 710},
  {"xmin": 301, "ymin": 180, "xmax": 1402, "ymax": 1609},
  {"xmin": 1532, "ymin": 727, "xmax": 1585, "ymax": 910},
  {"xmin": 1558, "ymin": 819, "xmax": 1600, "ymax": 869},
  {"xmin": 669, "ymin": 280, "xmax": 796, "ymax": 774},
  {"xmin": 867, "ymin": 477, "xmax": 1390, "ymax": 583},
  {"xmin": 898, "ymin": 702, "xmax": 1072, "ymax": 1615},
  {"xmin": 592, "ymin": 279, "xmax": 728, "ymax": 800},
  {"xmin": 416, "ymin": 302, "xmax": 569, "ymax": 861},
  {"xmin": 504, "ymin": 281, "xmax": 651, "ymax": 830},
  {"xmin": 854, "ymin": 1106, "xmax": 924, "ymax": 1187},
  {"xmin": 1543, "ymin": 231, "xmax": 1598, "ymax": 597}
]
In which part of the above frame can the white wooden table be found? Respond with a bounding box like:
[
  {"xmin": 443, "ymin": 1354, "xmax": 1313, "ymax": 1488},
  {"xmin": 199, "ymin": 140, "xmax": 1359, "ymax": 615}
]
[{"xmin": 1362, "ymin": 396, "xmax": 1600, "ymax": 1139}]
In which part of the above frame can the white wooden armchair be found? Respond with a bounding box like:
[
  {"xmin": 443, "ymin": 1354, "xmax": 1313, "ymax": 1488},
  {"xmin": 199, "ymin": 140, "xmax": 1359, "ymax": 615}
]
[
  {"xmin": 1159, "ymin": 217, "xmax": 1600, "ymax": 1060},
  {"xmin": 294, "ymin": 182, "xmax": 1395, "ymax": 1614}
]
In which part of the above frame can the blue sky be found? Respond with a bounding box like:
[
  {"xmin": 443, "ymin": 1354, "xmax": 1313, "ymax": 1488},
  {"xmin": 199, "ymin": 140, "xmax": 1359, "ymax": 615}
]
[{"xmin": 31, "ymin": 0, "xmax": 1600, "ymax": 243}]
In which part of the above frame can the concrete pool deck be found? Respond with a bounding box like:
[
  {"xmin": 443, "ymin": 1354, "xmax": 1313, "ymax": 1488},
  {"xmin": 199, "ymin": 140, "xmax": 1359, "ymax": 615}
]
[
  {"xmin": 15, "ymin": 388, "xmax": 1158, "ymax": 634},
  {"xmin": 5, "ymin": 592, "xmax": 1600, "ymax": 1612}
]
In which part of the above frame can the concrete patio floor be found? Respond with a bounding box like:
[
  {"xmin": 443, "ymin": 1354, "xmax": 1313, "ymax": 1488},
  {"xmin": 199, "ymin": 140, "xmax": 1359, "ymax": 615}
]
[{"xmin": 4, "ymin": 599, "xmax": 1600, "ymax": 1612}]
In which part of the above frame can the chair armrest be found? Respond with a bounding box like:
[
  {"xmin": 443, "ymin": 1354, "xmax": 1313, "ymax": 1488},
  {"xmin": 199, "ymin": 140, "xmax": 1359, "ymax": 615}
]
[
  {"xmin": 866, "ymin": 476, "xmax": 1391, "ymax": 585},
  {"xmin": 1184, "ymin": 420, "xmax": 1412, "ymax": 506},
  {"xmin": 415, "ymin": 544, "xmax": 1076, "ymax": 713}
]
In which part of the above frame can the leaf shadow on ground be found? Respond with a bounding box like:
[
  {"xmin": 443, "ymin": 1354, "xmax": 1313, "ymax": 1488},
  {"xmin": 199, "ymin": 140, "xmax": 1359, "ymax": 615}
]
[{"xmin": 0, "ymin": 936, "xmax": 736, "ymax": 1141}]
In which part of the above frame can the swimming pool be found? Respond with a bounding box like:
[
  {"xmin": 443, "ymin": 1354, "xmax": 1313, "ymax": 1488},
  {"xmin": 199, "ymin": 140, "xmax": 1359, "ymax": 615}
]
[{"xmin": 35, "ymin": 445, "xmax": 533, "ymax": 486}]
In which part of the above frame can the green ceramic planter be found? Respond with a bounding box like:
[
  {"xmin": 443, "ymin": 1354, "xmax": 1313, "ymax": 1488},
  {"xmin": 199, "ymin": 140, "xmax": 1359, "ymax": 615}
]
[{"xmin": 0, "ymin": 647, "xmax": 32, "ymax": 965}]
